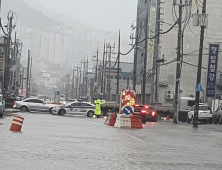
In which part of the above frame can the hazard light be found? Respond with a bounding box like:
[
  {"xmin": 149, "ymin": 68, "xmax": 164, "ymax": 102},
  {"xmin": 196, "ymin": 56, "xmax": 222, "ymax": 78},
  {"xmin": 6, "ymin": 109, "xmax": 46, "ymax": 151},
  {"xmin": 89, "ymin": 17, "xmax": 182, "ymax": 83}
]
[{"xmin": 151, "ymin": 111, "xmax": 156, "ymax": 117}]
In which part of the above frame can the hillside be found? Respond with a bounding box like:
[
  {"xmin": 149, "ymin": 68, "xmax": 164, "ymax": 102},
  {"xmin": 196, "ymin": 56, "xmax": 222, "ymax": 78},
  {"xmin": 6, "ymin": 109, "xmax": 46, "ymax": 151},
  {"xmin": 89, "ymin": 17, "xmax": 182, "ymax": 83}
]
[{"xmin": 2, "ymin": 0, "xmax": 64, "ymax": 28}]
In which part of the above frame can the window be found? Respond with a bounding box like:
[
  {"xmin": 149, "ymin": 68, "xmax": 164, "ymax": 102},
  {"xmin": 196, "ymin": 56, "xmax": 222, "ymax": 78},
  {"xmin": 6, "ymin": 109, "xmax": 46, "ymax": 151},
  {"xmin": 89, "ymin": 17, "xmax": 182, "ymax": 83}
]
[
  {"xmin": 71, "ymin": 102, "xmax": 81, "ymax": 107},
  {"xmin": 188, "ymin": 100, "xmax": 195, "ymax": 107},
  {"xmin": 35, "ymin": 100, "xmax": 44, "ymax": 104},
  {"xmin": 199, "ymin": 106, "xmax": 208, "ymax": 111},
  {"xmin": 80, "ymin": 103, "xmax": 91, "ymax": 107},
  {"xmin": 23, "ymin": 99, "xmax": 33, "ymax": 102},
  {"xmin": 25, "ymin": 99, "xmax": 43, "ymax": 103}
]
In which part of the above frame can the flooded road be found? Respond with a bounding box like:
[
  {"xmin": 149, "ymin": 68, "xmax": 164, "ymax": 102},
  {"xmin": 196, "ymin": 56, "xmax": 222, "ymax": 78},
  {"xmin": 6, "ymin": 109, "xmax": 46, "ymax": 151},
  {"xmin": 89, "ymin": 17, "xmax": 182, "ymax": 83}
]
[{"xmin": 1, "ymin": 112, "xmax": 222, "ymax": 170}]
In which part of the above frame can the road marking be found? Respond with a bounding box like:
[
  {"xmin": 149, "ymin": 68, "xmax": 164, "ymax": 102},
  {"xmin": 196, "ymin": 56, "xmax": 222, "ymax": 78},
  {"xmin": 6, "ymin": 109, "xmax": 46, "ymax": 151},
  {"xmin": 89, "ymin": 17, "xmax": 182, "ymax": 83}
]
[{"xmin": 124, "ymin": 132, "xmax": 143, "ymax": 142}]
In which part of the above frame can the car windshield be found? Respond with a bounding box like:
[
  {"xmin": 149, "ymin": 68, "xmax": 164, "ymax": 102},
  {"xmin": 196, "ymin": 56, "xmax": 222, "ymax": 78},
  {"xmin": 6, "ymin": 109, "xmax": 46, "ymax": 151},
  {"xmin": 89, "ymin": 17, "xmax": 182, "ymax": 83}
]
[{"xmin": 199, "ymin": 106, "xmax": 209, "ymax": 111}]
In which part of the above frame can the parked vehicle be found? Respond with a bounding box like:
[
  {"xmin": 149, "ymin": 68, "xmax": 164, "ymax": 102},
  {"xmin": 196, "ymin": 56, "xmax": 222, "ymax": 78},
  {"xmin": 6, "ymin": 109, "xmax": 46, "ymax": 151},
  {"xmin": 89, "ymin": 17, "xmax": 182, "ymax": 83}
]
[
  {"xmin": 140, "ymin": 105, "xmax": 157, "ymax": 122},
  {"xmin": 187, "ymin": 105, "xmax": 212, "ymax": 124},
  {"xmin": 13, "ymin": 98, "xmax": 55, "ymax": 113},
  {"xmin": 52, "ymin": 100, "xmax": 95, "ymax": 117},
  {"xmin": 0, "ymin": 94, "xmax": 5, "ymax": 117},
  {"xmin": 212, "ymin": 106, "xmax": 222, "ymax": 124},
  {"xmin": 30, "ymin": 93, "xmax": 38, "ymax": 98}
]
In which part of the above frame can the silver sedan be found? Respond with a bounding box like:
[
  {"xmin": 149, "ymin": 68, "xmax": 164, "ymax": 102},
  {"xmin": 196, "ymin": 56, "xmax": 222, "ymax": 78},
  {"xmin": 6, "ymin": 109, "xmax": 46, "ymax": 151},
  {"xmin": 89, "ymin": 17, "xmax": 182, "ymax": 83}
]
[{"xmin": 13, "ymin": 98, "xmax": 56, "ymax": 113}]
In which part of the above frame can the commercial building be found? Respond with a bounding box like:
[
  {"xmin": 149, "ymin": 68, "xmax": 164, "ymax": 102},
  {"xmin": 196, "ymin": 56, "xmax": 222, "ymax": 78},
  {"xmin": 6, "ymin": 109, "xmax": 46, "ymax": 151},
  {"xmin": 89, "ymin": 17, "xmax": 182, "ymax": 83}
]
[{"xmin": 135, "ymin": 0, "xmax": 222, "ymax": 105}]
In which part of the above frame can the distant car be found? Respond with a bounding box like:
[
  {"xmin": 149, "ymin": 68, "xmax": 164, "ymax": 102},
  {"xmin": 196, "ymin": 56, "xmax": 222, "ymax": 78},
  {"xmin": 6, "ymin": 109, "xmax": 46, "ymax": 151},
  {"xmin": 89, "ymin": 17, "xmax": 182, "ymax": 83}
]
[
  {"xmin": 187, "ymin": 105, "xmax": 212, "ymax": 123},
  {"xmin": 0, "ymin": 94, "xmax": 5, "ymax": 117},
  {"xmin": 212, "ymin": 106, "xmax": 222, "ymax": 124},
  {"xmin": 133, "ymin": 104, "xmax": 157, "ymax": 122},
  {"xmin": 52, "ymin": 101, "xmax": 95, "ymax": 117},
  {"xmin": 13, "ymin": 98, "xmax": 55, "ymax": 113},
  {"xmin": 140, "ymin": 105, "xmax": 157, "ymax": 122},
  {"xmin": 30, "ymin": 93, "xmax": 38, "ymax": 98}
]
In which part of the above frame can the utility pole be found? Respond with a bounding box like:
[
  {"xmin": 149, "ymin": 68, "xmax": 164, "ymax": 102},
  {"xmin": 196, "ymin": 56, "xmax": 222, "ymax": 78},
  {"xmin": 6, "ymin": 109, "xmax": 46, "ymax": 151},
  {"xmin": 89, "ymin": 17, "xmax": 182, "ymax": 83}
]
[
  {"xmin": 4, "ymin": 15, "xmax": 13, "ymax": 94},
  {"xmin": 117, "ymin": 30, "xmax": 121, "ymax": 101},
  {"xmin": 174, "ymin": 0, "xmax": 182, "ymax": 123},
  {"xmin": 85, "ymin": 57, "xmax": 89, "ymax": 99},
  {"xmin": 79, "ymin": 61, "xmax": 82, "ymax": 98},
  {"xmin": 95, "ymin": 48, "xmax": 98, "ymax": 97},
  {"xmin": 82, "ymin": 58, "xmax": 86, "ymax": 98},
  {"xmin": 142, "ymin": 1, "xmax": 149, "ymax": 105},
  {"xmin": 72, "ymin": 67, "xmax": 75, "ymax": 99},
  {"xmin": 101, "ymin": 41, "xmax": 105, "ymax": 96},
  {"xmin": 108, "ymin": 44, "xmax": 111, "ymax": 101},
  {"xmin": 103, "ymin": 43, "xmax": 107, "ymax": 100},
  {"xmin": 75, "ymin": 69, "xmax": 79, "ymax": 99},
  {"xmin": 133, "ymin": 16, "xmax": 139, "ymax": 91},
  {"xmin": 29, "ymin": 56, "xmax": 32, "ymax": 95},
  {"xmin": 155, "ymin": 0, "xmax": 161, "ymax": 103},
  {"xmin": 127, "ymin": 77, "xmax": 130, "ymax": 89},
  {"xmin": 26, "ymin": 50, "xmax": 30, "ymax": 98},
  {"xmin": 193, "ymin": 0, "xmax": 207, "ymax": 128}
]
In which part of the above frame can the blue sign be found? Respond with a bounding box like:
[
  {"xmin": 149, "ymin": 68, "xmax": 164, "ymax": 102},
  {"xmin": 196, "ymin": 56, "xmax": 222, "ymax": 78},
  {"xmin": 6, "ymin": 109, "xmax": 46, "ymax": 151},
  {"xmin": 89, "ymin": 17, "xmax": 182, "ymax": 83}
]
[
  {"xmin": 206, "ymin": 44, "xmax": 219, "ymax": 98},
  {"xmin": 123, "ymin": 106, "xmax": 132, "ymax": 115},
  {"xmin": 195, "ymin": 83, "xmax": 203, "ymax": 92}
]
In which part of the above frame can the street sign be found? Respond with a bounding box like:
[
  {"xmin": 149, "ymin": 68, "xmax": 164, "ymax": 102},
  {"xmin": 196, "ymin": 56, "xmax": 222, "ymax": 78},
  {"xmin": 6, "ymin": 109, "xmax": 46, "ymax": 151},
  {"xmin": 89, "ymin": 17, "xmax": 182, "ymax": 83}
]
[
  {"xmin": 123, "ymin": 106, "xmax": 133, "ymax": 115},
  {"xmin": 120, "ymin": 89, "xmax": 136, "ymax": 115},
  {"xmin": 195, "ymin": 83, "xmax": 203, "ymax": 92},
  {"xmin": 206, "ymin": 44, "xmax": 219, "ymax": 98}
]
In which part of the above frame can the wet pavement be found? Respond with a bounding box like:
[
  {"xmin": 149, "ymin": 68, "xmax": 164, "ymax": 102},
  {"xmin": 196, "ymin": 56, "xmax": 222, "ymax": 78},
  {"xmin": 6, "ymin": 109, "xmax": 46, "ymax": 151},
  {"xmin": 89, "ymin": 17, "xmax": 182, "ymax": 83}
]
[{"xmin": 1, "ymin": 112, "xmax": 222, "ymax": 170}]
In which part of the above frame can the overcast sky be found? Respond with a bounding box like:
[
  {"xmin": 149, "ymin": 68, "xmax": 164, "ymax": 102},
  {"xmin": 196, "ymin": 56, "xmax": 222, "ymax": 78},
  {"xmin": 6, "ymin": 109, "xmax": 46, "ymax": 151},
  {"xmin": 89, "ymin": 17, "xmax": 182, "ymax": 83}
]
[{"xmin": 26, "ymin": 0, "xmax": 137, "ymax": 36}]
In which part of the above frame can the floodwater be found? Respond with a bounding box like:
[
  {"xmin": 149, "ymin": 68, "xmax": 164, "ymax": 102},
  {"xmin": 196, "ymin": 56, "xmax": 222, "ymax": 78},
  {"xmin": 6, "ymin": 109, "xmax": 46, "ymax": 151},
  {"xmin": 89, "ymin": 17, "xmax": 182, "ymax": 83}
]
[{"xmin": 1, "ymin": 111, "xmax": 222, "ymax": 170}]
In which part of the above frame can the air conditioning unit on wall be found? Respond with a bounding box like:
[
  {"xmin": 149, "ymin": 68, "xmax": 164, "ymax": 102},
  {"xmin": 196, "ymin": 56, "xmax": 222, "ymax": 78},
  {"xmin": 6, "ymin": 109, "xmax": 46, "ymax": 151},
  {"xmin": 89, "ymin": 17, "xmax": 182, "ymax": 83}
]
[{"xmin": 166, "ymin": 90, "xmax": 174, "ymax": 100}]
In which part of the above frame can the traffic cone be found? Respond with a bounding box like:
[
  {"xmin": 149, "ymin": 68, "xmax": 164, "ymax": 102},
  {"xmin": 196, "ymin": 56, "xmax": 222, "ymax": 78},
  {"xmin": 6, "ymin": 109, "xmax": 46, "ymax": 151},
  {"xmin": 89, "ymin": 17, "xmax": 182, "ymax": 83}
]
[
  {"xmin": 166, "ymin": 115, "xmax": 170, "ymax": 121},
  {"xmin": 10, "ymin": 116, "xmax": 24, "ymax": 132}
]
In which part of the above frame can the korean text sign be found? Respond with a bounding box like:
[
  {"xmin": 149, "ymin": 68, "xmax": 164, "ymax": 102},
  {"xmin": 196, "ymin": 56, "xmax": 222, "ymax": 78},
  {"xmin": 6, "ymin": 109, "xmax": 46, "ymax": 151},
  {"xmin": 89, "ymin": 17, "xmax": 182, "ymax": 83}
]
[{"xmin": 206, "ymin": 44, "xmax": 219, "ymax": 98}]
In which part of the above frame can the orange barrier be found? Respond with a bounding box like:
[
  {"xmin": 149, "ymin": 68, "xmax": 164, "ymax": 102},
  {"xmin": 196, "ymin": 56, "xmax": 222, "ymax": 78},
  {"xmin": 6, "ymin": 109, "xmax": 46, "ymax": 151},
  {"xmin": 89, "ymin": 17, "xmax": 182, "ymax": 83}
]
[
  {"xmin": 130, "ymin": 115, "xmax": 143, "ymax": 129},
  {"xmin": 10, "ymin": 116, "xmax": 24, "ymax": 132},
  {"xmin": 105, "ymin": 113, "xmax": 116, "ymax": 126}
]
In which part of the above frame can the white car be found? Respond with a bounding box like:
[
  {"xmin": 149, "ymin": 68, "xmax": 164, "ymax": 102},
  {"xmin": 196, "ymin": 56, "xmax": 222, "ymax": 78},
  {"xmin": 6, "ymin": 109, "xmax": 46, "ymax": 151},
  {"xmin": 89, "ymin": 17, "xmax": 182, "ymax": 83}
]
[
  {"xmin": 187, "ymin": 105, "xmax": 212, "ymax": 123},
  {"xmin": 52, "ymin": 101, "xmax": 95, "ymax": 117},
  {"xmin": 13, "ymin": 98, "xmax": 56, "ymax": 113}
]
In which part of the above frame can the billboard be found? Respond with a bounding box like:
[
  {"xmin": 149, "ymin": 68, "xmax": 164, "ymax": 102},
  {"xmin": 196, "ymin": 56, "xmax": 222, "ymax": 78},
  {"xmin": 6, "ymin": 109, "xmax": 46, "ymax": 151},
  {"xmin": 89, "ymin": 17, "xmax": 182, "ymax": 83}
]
[
  {"xmin": 147, "ymin": 1, "xmax": 157, "ymax": 71},
  {"xmin": 206, "ymin": 44, "xmax": 219, "ymax": 98},
  {"xmin": 105, "ymin": 68, "xmax": 122, "ymax": 76}
]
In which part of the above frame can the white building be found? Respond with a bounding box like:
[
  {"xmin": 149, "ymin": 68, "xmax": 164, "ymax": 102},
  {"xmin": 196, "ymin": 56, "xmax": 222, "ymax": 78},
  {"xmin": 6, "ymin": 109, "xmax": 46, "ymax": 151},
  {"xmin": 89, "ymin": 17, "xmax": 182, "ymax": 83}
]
[{"xmin": 48, "ymin": 31, "xmax": 66, "ymax": 65}]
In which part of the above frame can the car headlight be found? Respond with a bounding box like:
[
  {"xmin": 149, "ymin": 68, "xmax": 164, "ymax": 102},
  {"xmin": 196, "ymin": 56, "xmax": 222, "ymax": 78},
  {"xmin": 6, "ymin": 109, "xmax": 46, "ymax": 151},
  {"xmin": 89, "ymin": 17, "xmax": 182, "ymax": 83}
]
[{"xmin": 62, "ymin": 101, "xmax": 66, "ymax": 105}]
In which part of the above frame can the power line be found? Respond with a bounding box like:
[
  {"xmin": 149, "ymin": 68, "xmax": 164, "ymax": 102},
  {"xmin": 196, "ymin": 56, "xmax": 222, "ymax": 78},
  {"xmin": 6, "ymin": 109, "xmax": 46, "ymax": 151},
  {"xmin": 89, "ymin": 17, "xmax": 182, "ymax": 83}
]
[{"xmin": 182, "ymin": 61, "xmax": 222, "ymax": 74}]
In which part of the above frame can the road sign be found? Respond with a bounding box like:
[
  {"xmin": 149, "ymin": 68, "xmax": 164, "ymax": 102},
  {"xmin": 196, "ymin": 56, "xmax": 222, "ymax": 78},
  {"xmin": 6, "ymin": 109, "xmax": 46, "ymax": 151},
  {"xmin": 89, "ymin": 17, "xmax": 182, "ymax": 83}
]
[
  {"xmin": 206, "ymin": 44, "xmax": 219, "ymax": 98},
  {"xmin": 123, "ymin": 106, "xmax": 133, "ymax": 115},
  {"xmin": 195, "ymin": 83, "xmax": 203, "ymax": 92},
  {"xmin": 120, "ymin": 89, "xmax": 136, "ymax": 115}
]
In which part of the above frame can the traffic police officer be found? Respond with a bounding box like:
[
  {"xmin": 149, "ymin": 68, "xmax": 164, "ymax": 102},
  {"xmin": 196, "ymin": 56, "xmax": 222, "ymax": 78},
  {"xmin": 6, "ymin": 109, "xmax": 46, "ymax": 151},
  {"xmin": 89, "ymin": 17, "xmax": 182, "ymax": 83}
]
[{"xmin": 94, "ymin": 99, "xmax": 105, "ymax": 118}]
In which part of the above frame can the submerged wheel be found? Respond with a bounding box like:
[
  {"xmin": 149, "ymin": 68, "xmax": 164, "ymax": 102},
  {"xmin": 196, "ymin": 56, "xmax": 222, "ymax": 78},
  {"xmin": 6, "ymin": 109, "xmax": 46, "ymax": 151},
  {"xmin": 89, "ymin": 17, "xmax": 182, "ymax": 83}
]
[
  {"xmin": 87, "ymin": 111, "xmax": 94, "ymax": 117},
  {"xmin": 58, "ymin": 109, "xmax": 66, "ymax": 116},
  {"xmin": 21, "ymin": 106, "xmax": 28, "ymax": 112}
]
